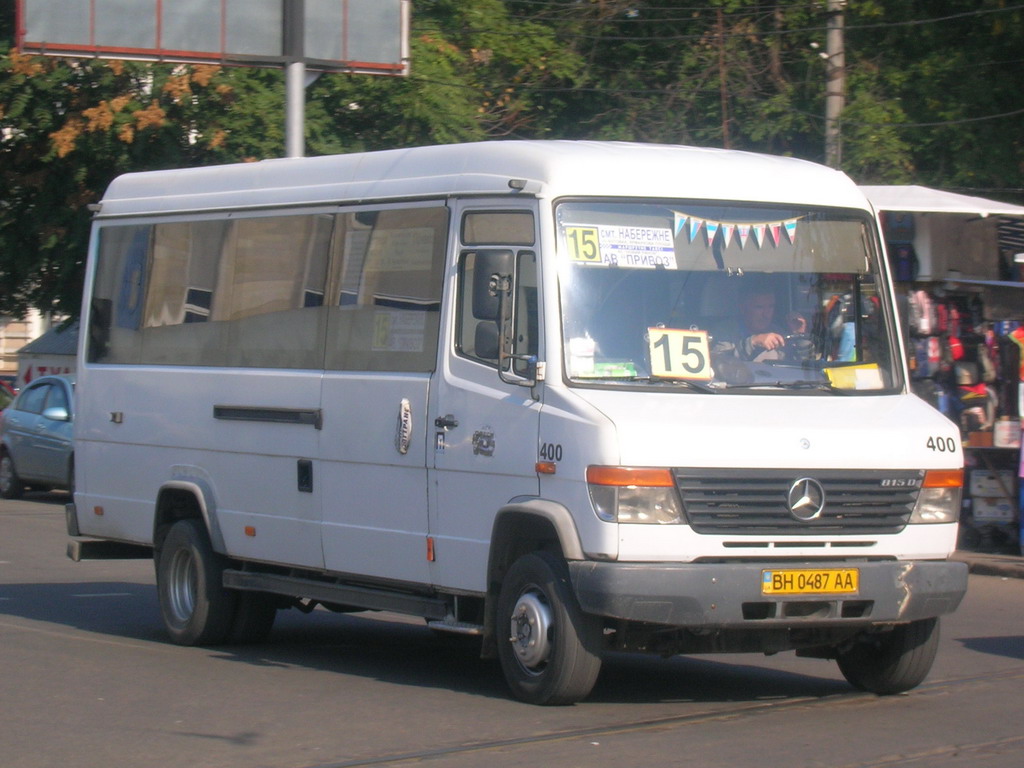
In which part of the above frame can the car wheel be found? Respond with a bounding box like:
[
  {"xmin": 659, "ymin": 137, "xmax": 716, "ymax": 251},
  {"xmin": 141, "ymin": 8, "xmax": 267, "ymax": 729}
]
[
  {"xmin": 0, "ymin": 451, "xmax": 24, "ymax": 500},
  {"xmin": 156, "ymin": 519, "xmax": 237, "ymax": 646},
  {"xmin": 496, "ymin": 551, "xmax": 603, "ymax": 705},
  {"xmin": 228, "ymin": 592, "xmax": 278, "ymax": 644},
  {"xmin": 836, "ymin": 618, "xmax": 940, "ymax": 695}
]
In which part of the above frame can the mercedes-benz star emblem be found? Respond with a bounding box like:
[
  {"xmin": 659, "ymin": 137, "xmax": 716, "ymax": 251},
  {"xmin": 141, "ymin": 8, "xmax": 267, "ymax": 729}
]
[{"xmin": 787, "ymin": 477, "xmax": 826, "ymax": 521}]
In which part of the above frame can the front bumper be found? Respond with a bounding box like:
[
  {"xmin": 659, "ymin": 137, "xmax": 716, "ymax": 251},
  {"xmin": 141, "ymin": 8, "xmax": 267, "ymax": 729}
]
[{"xmin": 569, "ymin": 559, "xmax": 968, "ymax": 629}]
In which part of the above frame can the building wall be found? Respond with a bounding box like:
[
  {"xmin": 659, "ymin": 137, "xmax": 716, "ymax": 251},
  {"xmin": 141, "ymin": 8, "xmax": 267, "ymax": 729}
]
[
  {"xmin": 18, "ymin": 354, "xmax": 75, "ymax": 388},
  {"xmin": 0, "ymin": 312, "xmax": 46, "ymax": 383}
]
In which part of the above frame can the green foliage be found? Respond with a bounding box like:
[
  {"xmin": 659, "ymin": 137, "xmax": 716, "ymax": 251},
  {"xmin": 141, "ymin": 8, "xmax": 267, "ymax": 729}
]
[{"xmin": 0, "ymin": 0, "xmax": 1022, "ymax": 318}]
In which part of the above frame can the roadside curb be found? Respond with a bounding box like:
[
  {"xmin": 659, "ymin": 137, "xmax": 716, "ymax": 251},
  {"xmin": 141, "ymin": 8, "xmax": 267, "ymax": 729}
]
[{"xmin": 952, "ymin": 551, "xmax": 1024, "ymax": 580}]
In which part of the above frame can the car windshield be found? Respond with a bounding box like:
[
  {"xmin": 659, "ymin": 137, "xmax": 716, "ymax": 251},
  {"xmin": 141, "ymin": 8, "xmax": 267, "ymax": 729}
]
[{"xmin": 556, "ymin": 200, "xmax": 900, "ymax": 394}]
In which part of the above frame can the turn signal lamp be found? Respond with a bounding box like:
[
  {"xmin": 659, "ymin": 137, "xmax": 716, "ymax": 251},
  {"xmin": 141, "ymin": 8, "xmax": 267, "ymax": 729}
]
[
  {"xmin": 586, "ymin": 466, "xmax": 683, "ymax": 524},
  {"xmin": 910, "ymin": 469, "xmax": 964, "ymax": 524}
]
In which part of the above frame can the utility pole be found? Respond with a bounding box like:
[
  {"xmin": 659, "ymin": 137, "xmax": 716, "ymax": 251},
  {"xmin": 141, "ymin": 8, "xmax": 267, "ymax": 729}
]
[
  {"xmin": 717, "ymin": 8, "xmax": 731, "ymax": 148},
  {"xmin": 284, "ymin": 0, "xmax": 306, "ymax": 158},
  {"xmin": 824, "ymin": 0, "xmax": 846, "ymax": 168}
]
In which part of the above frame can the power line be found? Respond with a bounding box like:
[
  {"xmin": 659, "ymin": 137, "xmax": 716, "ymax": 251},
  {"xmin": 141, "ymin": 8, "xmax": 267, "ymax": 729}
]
[
  {"xmin": 414, "ymin": 2, "xmax": 1024, "ymax": 43},
  {"xmin": 405, "ymin": 69, "xmax": 1024, "ymax": 131},
  {"xmin": 798, "ymin": 105, "xmax": 1024, "ymax": 129}
]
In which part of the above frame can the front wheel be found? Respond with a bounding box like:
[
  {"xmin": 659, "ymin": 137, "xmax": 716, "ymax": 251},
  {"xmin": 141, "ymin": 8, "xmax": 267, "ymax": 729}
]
[
  {"xmin": 496, "ymin": 551, "xmax": 603, "ymax": 705},
  {"xmin": 0, "ymin": 452, "xmax": 24, "ymax": 499},
  {"xmin": 156, "ymin": 519, "xmax": 237, "ymax": 646},
  {"xmin": 836, "ymin": 618, "xmax": 940, "ymax": 695}
]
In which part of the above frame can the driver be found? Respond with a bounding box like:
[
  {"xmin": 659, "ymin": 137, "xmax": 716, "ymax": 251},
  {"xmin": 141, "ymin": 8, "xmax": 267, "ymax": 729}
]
[{"xmin": 714, "ymin": 283, "xmax": 805, "ymax": 361}]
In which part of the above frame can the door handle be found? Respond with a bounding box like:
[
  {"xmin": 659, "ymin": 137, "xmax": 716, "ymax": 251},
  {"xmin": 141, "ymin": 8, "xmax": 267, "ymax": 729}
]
[{"xmin": 434, "ymin": 414, "xmax": 459, "ymax": 430}]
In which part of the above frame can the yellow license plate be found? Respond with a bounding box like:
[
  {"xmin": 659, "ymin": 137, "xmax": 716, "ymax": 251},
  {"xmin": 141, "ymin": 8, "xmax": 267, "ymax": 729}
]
[{"xmin": 761, "ymin": 568, "xmax": 859, "ymax": 595}]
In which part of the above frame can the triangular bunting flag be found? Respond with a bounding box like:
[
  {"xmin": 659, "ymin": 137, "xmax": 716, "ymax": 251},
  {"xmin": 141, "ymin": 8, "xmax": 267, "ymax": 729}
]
[
  {"xmin": 784, "ymin": 219, "xmax": 797, "ymax": 243},
  {"xmin": 721, "ymin": 223, "xmax": 735, "ymax": 248},
  {"xmin": 671, "ymin": 212, "xmax": 801, "ymax": 249},
  {"xmin": 704, "ymin": 220, "xmax": 720, "ymax": 245},
  {"xmin": 673, "ymin": 211, "xmax": 687, "ymax": 236}
]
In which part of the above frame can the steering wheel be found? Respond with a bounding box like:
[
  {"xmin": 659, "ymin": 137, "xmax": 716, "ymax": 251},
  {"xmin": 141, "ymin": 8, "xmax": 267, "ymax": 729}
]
[{"xmin": 782, "ymin": 333, "xmax": 816, "ymax": 362}]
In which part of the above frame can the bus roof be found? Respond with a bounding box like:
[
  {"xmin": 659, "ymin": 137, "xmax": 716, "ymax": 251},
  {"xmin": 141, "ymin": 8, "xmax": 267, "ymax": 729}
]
[{"xmin": 96, "ymin": 141, "xmax": 871, "ymax": 217}]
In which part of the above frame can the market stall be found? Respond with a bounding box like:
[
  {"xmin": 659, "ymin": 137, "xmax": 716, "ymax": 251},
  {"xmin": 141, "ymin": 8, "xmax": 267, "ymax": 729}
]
[{"xmin": 861, "ymin": 185, "xmax": 1024, "ymax": 554}]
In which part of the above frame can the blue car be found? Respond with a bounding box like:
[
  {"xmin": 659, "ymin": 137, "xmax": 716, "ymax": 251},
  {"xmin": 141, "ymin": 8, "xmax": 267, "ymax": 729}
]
[{"xmin": 0, "ymin": 375, "xmax": 75, "ymax": 498}]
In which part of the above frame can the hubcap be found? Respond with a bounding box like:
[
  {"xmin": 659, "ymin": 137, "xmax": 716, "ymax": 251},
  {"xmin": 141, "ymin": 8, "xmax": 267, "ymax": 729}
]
[
  {"xmin": 167, "ymin": 548, "xmax": 198, "ymax": 624},
  {"xmin": 508, "ymin": 588, "xmax": 553, "ymax": 672},
  {"xmin": 0, "ymin": 458, "xmax": 11, "ymax": 491}
]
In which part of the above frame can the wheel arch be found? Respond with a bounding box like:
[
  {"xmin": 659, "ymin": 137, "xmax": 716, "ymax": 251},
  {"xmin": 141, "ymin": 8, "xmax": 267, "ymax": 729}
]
[
  {"xmin": 481, "ymin": 499, "xmax": 585, "ymax": 657},
  {"xmin": 153, "ymin": 479, "xmax": 225, "ymax": 558}
]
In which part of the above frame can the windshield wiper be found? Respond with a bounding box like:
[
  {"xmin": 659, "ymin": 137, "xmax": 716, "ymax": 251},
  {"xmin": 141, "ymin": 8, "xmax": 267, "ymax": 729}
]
[
  {"xmin": 625, "ymin": 376, "xmax": 720, "ymax": 392},
  {"xmin": 728, "ymin": 379, "xmax": 849, "ymax": 394}
]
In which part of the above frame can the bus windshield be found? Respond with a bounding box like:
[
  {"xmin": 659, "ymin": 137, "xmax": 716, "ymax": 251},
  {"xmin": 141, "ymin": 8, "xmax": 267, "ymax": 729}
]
[{"xmin": 556, "ymin": 200, "xmax": 900, "ymax": 394}]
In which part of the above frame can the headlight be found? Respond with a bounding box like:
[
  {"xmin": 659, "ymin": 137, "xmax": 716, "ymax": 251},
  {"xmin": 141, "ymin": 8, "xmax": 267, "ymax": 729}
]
[
  {"xmin": 587, "ymin": 466, "xmax": 683, "ymax": 524},
  {"xmin": 909, "ymin": 469, "xmax": 963, "ymax": 524}
]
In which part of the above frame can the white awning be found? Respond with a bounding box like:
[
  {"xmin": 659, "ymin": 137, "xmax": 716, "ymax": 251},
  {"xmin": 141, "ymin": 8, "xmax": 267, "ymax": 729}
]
[{"xmin": 859, "ymin": 185, "xmax": 1024, "ymax": 217}]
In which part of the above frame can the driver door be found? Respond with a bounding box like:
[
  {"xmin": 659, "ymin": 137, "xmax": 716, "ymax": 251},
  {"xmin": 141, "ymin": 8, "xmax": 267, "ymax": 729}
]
[{"xmin": 427, "ymin": 203, "xmax": 542, "ymax": 592}]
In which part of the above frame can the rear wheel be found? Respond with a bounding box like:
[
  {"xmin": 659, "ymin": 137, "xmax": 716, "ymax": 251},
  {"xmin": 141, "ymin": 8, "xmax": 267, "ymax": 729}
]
[
  {"xmin": 836, "ymin": 618, "xmax": 940, "ymax": 695},
  {"xmin": 496, "ymin": 551, "xmax": 603, "ymax": 705},
  {"xmin": 0, "ymin": 452, "xmax": 24, "ymax": 499},
  {"xmin": 228, "ymin": 592, "xmax": 278, "ymax": 644},
  {"xmin": 156, "ymin": 519, "xmax": 237, "ymax": 646}
]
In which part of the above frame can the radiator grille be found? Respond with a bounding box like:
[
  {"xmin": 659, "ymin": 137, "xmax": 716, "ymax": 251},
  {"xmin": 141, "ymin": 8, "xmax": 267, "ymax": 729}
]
[{"xmin": 674, "ymin": 469, "xmax": 922, "ymax": 535}]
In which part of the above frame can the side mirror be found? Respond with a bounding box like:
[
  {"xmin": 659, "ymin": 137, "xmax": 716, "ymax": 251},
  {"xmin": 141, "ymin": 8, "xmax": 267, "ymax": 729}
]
[
  {"xmin": 471, "ymin": 249, "xmax": 514, "ymax": 321},
  {"xmin": 42, "ymin": 406, "xmax": 71, "ymax": 422}
]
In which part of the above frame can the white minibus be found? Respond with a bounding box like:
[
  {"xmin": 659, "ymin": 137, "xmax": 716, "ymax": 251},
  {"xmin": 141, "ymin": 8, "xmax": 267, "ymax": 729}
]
[{"xmin": 68, "ymin": 141, "xmax": 967, "ymax": 704}]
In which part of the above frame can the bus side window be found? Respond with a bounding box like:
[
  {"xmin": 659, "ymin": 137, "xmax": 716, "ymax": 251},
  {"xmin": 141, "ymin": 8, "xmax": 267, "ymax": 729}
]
[
  {"xmin": 455, "ymin": 249, "xmax": 538, "ymax": 375},
  {"xmin": 456, "ymin": 250, "xmax": 508, "ymax": 366},
  {"xmin": 88, "ymin": 224, "xmax": 153, "ymax": 364},
  {"xmin": 325, "ymin": 205, "xmax": 447, "ymax": 373},
  {"xmin": 456, "ymin": 209, "xmax": 537, "ymax": 370}
]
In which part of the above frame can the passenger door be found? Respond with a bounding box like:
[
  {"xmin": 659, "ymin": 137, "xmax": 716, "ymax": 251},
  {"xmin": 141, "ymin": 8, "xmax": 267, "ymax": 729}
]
[
  {"xmin": 32, "ymin": 378, "xmax": 73, "ymax": 487},
  {"xmin": 427, "ymin": 204, "xmax": 543, "ymax": 593},
  {"xmin": 318, "ymin": 204, "xmax": 449, "ymax": 585},
  {"xmin": 3, "ymin": 380, "xmax": 51, "ymax": 480}
]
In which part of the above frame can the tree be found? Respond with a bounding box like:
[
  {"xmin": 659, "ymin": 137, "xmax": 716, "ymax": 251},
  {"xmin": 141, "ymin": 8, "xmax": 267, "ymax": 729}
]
[
  {"xmin": 844, "ymin": 0, "xmax": 1024, "ymax": 192},
  {"xmin": 0, "ymin": 0, "xmax": 584, "ymax": 318},
  {"xmin": 1, "ymin": 1, "xmax": 1023, "ymax": 319}
]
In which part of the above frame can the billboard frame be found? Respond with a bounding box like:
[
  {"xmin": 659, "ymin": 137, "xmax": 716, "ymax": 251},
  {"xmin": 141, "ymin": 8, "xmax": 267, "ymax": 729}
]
[
  {"xmin": 14, "ymin": 0, "xmax": 410, "ymax": 76},
  {"xmin": 14, "ymin": 0, "xmax": 410, "ymax": 157}
]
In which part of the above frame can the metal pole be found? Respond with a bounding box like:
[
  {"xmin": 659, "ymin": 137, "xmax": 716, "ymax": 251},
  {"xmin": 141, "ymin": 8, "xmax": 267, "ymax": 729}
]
[
  {"xmin": 284, "ymin": 0, "xmax": 305, "ymax": 158},
  {"xmin": 824, "ymin": 0, "xmax": 845, "ymax": 169},
  {"xmin": 286, "ymin": 60, "xmax": 305, "ymax": 158},
  {"xmin": 717, "ymin": 8, "xmax": 731, "ymax": 148}
]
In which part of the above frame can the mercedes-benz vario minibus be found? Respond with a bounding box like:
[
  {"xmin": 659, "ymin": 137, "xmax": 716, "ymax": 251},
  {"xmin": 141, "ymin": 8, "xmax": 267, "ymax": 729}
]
[{"xmin": 68, "ymin": 141, "xmax": 967, "ymax": 705}]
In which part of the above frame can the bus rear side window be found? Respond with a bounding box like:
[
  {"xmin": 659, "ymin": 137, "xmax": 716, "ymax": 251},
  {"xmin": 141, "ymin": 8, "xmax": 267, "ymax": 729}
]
[
  {"xmin": 89, "ymin": 205, "xmax": 448, "ymax": 373},
  {"xmin": 90, "ymin": 215, "xmax": 331, "ymax": 369}
]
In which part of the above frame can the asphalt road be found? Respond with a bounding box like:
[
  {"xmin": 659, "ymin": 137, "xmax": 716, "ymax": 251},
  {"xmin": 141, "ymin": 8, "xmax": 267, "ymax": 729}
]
[{"xmin": 2, "ymin": 492, "xmax": 1023, "ymax": 768}]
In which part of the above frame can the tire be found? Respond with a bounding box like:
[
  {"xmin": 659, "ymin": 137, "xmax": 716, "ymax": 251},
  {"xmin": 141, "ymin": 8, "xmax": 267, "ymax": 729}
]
[
  {"xmin": 156, "ymin": 519, "xmax": 237, "ymax": 646},
  {"xmin": 496, "ymin": 551, "xmax": 603, "ymax": 705},
  {"xmin": 66, "ymin": 456, "xmax": 75, "ymax": 497},
  {"xmin": 0, "ymin": 452, "xmax": 24, "ymax": 500},
  {"xmin": 228, "ymin": 592, "xmax": 278, "ymax": 644},
  {"xmin": 836, "ymin": 618, "xmax": 940, "ymax": 695}
]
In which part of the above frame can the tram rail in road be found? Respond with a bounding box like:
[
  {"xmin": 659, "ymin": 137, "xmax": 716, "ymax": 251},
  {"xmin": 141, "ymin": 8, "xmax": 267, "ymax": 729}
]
[{"xmin": 1, "ymin": 493, "xmax": 1023, "ymax": 768}]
